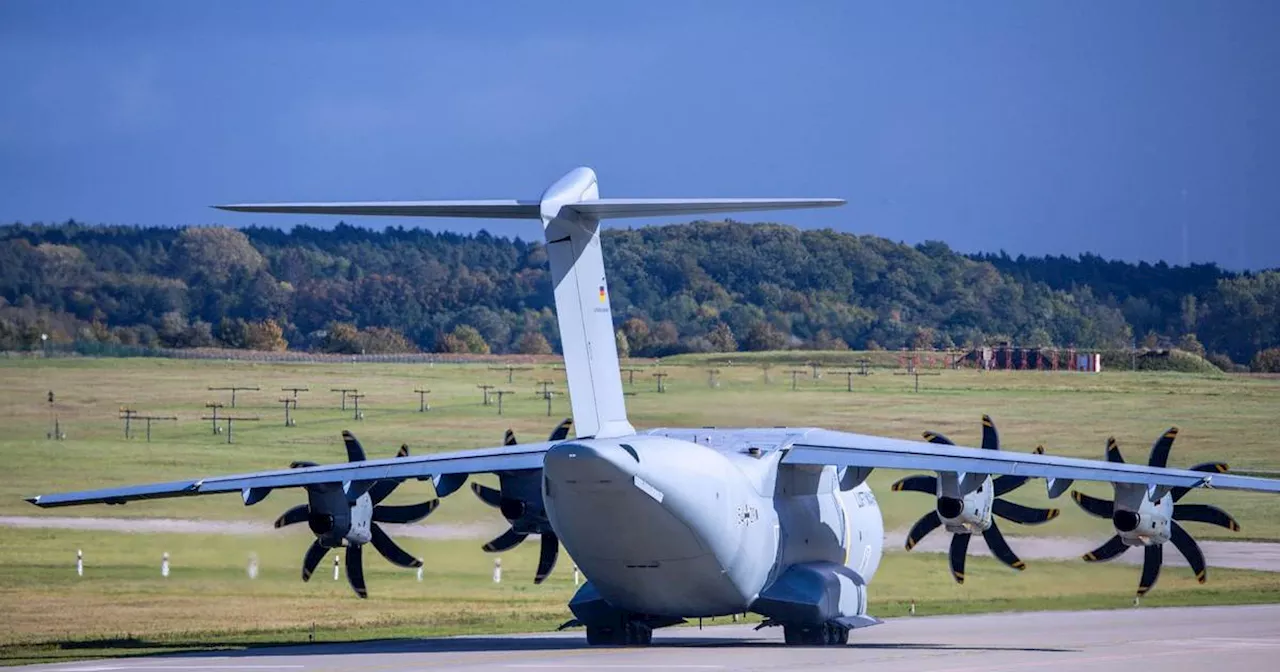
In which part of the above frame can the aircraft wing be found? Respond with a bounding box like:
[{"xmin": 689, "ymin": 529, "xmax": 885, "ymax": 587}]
[
  {"xmin": 25, "ymin": 442, "xmax": 552, "ymax": 508},
  {"xmin": 785, "ymin": 429, "xmax": 1280, "ymax": 494}
]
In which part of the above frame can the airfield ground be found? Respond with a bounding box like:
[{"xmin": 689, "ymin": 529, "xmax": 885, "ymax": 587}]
[
  {"xmin": 9, "ymin": 605, "xmax": 1280, "ymax": 671},
  {"xmin": 1, "ymin": 356, "xmax": 1279, "ymax": 664}
]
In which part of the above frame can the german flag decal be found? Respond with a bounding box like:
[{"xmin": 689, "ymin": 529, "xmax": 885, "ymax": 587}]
[{"xmin": 598, "ymin": 285, "xmax": 607, "ymax": 302}]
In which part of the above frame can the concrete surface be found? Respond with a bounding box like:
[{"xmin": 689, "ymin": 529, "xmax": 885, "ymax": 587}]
[{"xmin": 20, "ymin": 604, "xmax": 1280, "ymax": 672}]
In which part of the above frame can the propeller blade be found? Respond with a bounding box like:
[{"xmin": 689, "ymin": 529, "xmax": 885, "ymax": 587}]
[
  {"xmin": 366, "ymin": 480, "xmax": 399, "ymax": 506},
  {"xmin": 1137, "ymin": 544, "xmax": 1163, "ymax": 596},
  {"xmin": 342, "ymin": 430, "xmax": 367, "ymax": 462},
  {"xmin": 370, "ymin": 522, "xmax": 423, "ymax": 568},
  {"xmin": 992, "ymin": 475, "xmax": 1031, "ymax": 497},
  {"xmin": 1170, "ymin": 521, "xmax": 1208, "ymax": 584},
  {"xmin": 1105, "ymin": 437, "xmax": 1125, "ymax": 464},
  {"xmin": 274, "ymin": 504, "xmax": 309, "ymax": 528},
  {"xmin": 548, "ymin": 418, "xmax": 573, "ymax": 442},
  {"xmin": 396, "ymin": 444, "xmax": 410, "ymax": 458},
  {"xmin": 1171, "ymin": 462, "xmax": 1230, "ymax": 501},
  {"xmin": 904, "ymin": 511, "xmax": 942, "ymax": 550},
  {"xmin": 471, "ymin": 482, "xmax": 503, "ymax": 508},
  {"xmin": 482, "ymin": 527, "xmax": 528, "ymax": 553},
  {"xmin": 981, "ymin": 415, "xmax": 999, "ymax": 450},
  {"xmin": 949, "ymin": 533, "xmax": 970, "ymax": 584},
  {"xmin": 346, "ymin": 544, "xmax": 367, "ymax": 598},
  {"xmin": 891, "ymin": 475, "xmax": 938, "ymax": 494},
  {"xmin": 373, "ymin": 500, "xmax": 439, "ymax": 525},
  {"xmin": 301, "ymin": 539, "xmax": 327, "ymax": 582},
  {"xmin": 1172, "ymin": 503, "xmax": 1241, "ymax": 531},
  {"xmin": 922, "ymin": 431, "xmax": 955, "ymax": 446},
  {"xmin": 1147, "ymin": 427, "xmax": 1178, "ymax": 468},
  {"xmin": 982, "ymin": 521, "xmax": 1026, "ymax": 570},
  {"xmin": 1071, "ymin": 491, "xmax": 1115, "ymax": 519},
  {"xmin": 1083, "ymin": 535, "xmax": 1128, "ymax": 562},
  {"xmin": 992, "ymin": 498, "xmax": 1059, "ymax": 525},
  {"xmin": 290, "ymin": 460, "xmax": 318, "ymax": 469},
  {"xmin": 503, "ymin": 429, "xmax": 518, "ymax": 446},
  {"xmin": 534, "ymin": 532, "xmax": 560, "ymax": 584}
]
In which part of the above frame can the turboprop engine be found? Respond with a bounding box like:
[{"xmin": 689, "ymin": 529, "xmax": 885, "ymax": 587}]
[
  {"xmin": 894, "ymin": 416, "xmax": 1060, "ymax": 582},
  {"xmin": 1072, "ymin": 429, "xmax": 1240, "ymax": 596},
  {"xmin": 470, "ymin": 419, "xmax": 574, "ymax": 583},
  {"xmin": 249, "ymin": 431, "xmax": 440, "ymax": 598}
]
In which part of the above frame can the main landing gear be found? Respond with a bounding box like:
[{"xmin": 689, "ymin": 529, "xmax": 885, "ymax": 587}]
[
  {"xmin": 586, "ymin": 620, "xmax": 653, "ymax": 646},
  {"xmin": 783, "ymin": 622, "xmax": 849, "ymax": 646}
]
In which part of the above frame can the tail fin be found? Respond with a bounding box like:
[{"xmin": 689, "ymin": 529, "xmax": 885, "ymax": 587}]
[{"xmin": 216, "ymin": 167, "xmax": 843, "ymax": 438}]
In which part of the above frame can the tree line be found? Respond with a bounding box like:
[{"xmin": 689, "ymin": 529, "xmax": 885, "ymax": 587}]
[{"xmin": 1, "ymin": 220, "xmax": 1277, "ymax": 370}]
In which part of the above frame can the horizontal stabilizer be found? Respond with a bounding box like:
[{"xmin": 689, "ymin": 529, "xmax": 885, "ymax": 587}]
[
  {"xmin": 566, "ymin": 198, "xmax": 845, "ymax": 219},
  {"xmin": 215, "ymin": 198, "xmax": 844, "ymax": 221},
  {"xmin": 215, "ymin": 200, "xmax": 542, "ymax": 219}
]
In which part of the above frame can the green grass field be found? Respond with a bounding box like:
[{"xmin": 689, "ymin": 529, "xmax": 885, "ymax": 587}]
[{"xmin": 2, "ymin": 355, "xmax": 1279, "ymax": 663}]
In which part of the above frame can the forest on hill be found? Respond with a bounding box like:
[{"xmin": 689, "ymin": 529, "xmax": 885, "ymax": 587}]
[{"xmin": 1, "ymin": 220, "xmax": 1277, "ymax": 370}]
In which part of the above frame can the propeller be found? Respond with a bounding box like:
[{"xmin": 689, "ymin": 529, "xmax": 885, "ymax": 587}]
[
  {"xmin": 1071, "ymin": 428, "xmax": 1238, "ymax": 596},
  {"xmin": 470, "ymin": 418, "xmax": 571, "ymax": 584},
  {"xmin": 271, "ymin": 434, "xmax": 438, "ymax": 598},
  {"xmin": 893, "ymin": 415, "xmax": 1059, "ymax": 583}
]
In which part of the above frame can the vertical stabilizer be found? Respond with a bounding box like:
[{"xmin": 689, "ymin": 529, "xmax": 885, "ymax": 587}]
[
  {"xmin": 215, "ymin": 167, "xmax": 845, "ymax": 441},
  {"xmin": 540, "ymin": 168, "xmax": 633, "ymax": 439}
]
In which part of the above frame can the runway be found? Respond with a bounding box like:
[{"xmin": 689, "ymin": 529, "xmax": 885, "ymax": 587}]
[{"xmin": 22, "ymin": 604, "xmax": 1280, "ymax": 672}]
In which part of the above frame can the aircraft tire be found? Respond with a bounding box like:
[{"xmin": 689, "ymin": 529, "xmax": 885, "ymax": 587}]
[
  {"xmin": 585, "ymin": 626, "xmax": 618, "ymax": 646},
  {"xmin": 624, "ymin": 621, "xmax": 653, "ymax": 646}
]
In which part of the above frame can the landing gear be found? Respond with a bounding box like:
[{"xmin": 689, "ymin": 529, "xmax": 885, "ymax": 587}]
[
  {"xmin": 585, "ymin": 620, "xmax": 653, "ymax": 646},
  {"xmin": 782, "ymin": 622, "xmax": 849, "ymax": 646}
]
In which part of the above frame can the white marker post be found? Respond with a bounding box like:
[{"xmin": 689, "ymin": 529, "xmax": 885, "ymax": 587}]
[
  {"xmin": 161, "ymin": 552, "xmax": 170, "ymax": 578},
  {"xmin": 493, "ymin": 557, "xmax": 502, "ymax": 584},
  {"xmin": 333, "ymin": 555, "xmax": 341, "ymax": 581},
  {"xmin": 247, "ymin": 553, "xmax": 259, "ymax": 580},
  {"xmin": 76, "ymin": 549, "xmax": 83, "ymax": 577},
  {"xmin": 416, "ymin": 561, "xmax": 424, "ymax": 582},
  {"xmin": 573, "ymin": 563, "xmax": 580, "ymax": 586}
]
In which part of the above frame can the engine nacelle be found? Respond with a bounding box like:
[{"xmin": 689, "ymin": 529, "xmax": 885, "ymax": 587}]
[
  {"xmin": 305, "ymin": 484, "xmax": 371, "ymax": 547},
  {"xmin": 498, "ymin": 469, "xmax": 552, "ymax": 534},
  {"xmin": 1113, "ymin": 494, "xmax": 1172, "ymax": 546},
  {"xmin": 937, "ymin": 475, "xmax": 994, "ymax": 534}
]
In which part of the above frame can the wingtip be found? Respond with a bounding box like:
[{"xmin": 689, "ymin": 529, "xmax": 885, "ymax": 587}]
[{"xmin": 24, "ymin": 495, "xmax": 41, "ymax": 506}]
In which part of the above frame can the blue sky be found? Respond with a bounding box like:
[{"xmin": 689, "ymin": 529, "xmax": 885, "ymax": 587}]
[{"xmin": 2, "ymin": 1, "xmax": 1277, "ymax": 268}]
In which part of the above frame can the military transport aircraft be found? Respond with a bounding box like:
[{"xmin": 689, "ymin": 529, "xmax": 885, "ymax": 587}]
[{"xmin": 27, "ymin": 167, "xmax": 1280, "ymax": 647}]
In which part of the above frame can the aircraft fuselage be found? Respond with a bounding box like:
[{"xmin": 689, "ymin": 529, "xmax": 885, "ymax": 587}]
[{"xmin": 544, "ymin": 430, "xmax": 884, "ymax": 618}]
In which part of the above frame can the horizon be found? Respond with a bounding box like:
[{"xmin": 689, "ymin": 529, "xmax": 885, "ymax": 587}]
[
  {"xmin": 2, "ymin": 1, "xmax": 1278, "ymax": 269},
  {"xmin": 2, "ymin": 217, "xmax": 1260, "ymax": 273}
]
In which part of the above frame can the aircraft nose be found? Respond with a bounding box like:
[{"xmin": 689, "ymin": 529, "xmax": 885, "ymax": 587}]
[{"xmin": 544, "ymin": 440, "xmax": 639, "ymax": 486}]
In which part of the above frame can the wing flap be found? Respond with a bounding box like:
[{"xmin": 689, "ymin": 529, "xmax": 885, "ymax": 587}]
[
  {"xmin": 27, "ymin": 443, "xmax": 550, "ymax": 508},
  {"xmin": 786, "ymin": 430, "xmax": 1280, "ymax": 494}
]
